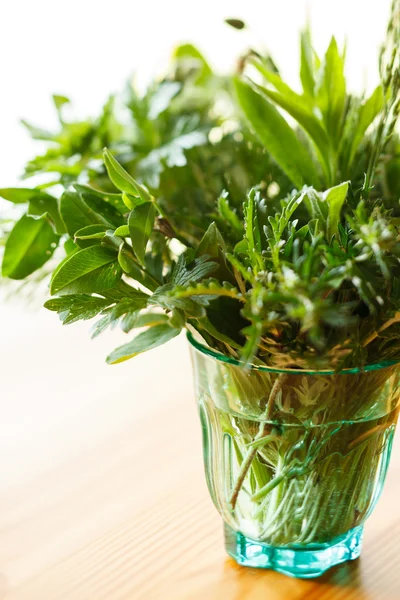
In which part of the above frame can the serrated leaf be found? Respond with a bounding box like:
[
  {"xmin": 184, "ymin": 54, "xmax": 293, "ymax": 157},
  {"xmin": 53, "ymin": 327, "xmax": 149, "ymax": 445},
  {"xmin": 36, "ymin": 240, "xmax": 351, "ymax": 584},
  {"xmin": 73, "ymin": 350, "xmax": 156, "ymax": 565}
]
[
  {"xmin": 91, "ymin": 294, "xmax": 150, "ymax": 337},
  {"xmin": 169, "ymin": 279, "xmax": 243, "ymax": 302},
  {"xmin": 44, "ymin": 294, "xmax": 110, "ymax": 325},
  {"xmin": 172, "ymin": 254, "xmax": 219, "ymax": 286},
  {"xmin": 2, "ymin": 214, "xmax": 59, "ymax": 279},
  {"xmin": 106, "ymin": 324, "xmax": 181, "ymax": 364},
  {"xmin": 128, "ymin": 202, "xmax": 156, "ymax": 266}
]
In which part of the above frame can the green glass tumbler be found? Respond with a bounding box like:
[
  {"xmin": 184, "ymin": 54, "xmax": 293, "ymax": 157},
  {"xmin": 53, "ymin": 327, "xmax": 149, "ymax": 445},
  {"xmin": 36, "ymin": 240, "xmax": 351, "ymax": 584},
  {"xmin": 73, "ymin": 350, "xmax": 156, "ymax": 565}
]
[{"xmin": 188, "ymin": 332, "xmax": 400, "ymax": 578}]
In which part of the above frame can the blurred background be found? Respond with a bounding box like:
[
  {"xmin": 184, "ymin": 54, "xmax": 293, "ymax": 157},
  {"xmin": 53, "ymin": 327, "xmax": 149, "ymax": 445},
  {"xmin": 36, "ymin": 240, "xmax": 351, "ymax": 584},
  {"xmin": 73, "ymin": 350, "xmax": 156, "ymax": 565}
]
[{"xmin": 0, "ymin": 0, "xmax": 394, "ymax": 491}]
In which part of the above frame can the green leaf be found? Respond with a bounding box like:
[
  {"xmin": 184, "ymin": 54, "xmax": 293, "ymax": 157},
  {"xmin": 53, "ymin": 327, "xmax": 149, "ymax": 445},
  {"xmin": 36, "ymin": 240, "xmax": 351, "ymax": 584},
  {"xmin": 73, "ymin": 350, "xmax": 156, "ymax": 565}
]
[
  {"xmin": 73, "ymin": 184, "xmax": 127, "ymax": 213},
  {"xmin": 60, "ymin": 190, "xmax": 109, "ymax": 236},
  {"xmin": 251, "ymin": 78, "xmax": 331, "ymax": 182},
  {"xmin": 50, "ymin": 245, "xmax": 119, "ymax": 294},
  {"xmin": 2, "ymin": 214, "xmax": 59, "ymax": 279},
  {"xmin": 114, "ymin": 225, "xmax": 130, "ymax": 237},
  {"xmin": 217, "ymin": 191, "xmax": 243, "ymax": 237},
  {"xmin": 103, "ymin": 148, "xmax": 152, "ymax": 203},
  {"xmin": 226, "ymin": 253, "xmax": 253, "ymax": 282},
  {"xmin": 128, "ymin": 312, "xmax": 169, "ymax": 329},
  {"xmin": 196, "ymin": 222, "xmax": 226, "ymax": 257},
  {"xmin": 315, "ymin": 37, "xmax": 346, "ymax": 146},
  {"xmin": 196, "ymin": 222, "xmax": 235, "ymax": 282},
  {"xmin": 106, "ymin": 324, "xmax": 181, "ymax": 364},
  {"xmin": 172, "ymin": 254, "xmax": 218, "ymax": 286},
  {"xmin": 44, "ymin": 294, "xmax": 110, "ymax": 325},
  {"xmin": 300, "ymin": 27, "xmax": 316, "ymax": 97},
  {"xmin": 0, "ymin": 188, "xmax": 43, "ymax": 203},
  {"xmin": 234, "ymin": 78, "xmax": 320, "ymax": 189},
  {"xmin": 82, "ymin": 193, "xmax": 125, "ymax": 228},
  {"xmin": 128, "ymin": 202, "xmax": 156, "ymax": 266},
  {"xmin": 349, "ymin": 86, "xmax": 384, "ymax": 165},
  {"xmin": 173, "ymin": 43, "xmax": 212, "ymax": 83},
  {"xmin": 169, "ymin": 279, "xmax": 243, "ymax": 302},
  {"xmin": 136, "ymin": 131, "xmax": 207, "ymax": 187},
  {"xmin": 324, "ymin": 181, "xmax": 350, "ymax": 239},
  {"xmin": 74, "ymin": 224, "xmax": 109, "ymax": 243},
  {"xmin": 27, "ymin": 193, "xmax": 66, "ymax": 235},
  {"xmin": 148, "ymin": 81, "xmax": 181, "ymax": 119},
  {"xmin": 304, "ymin": 188, "xmax": 328, "ymax": 227},
  {"xmin": 240, "ymin": 321, "xmax": 263, "ymax": 368},
  {"xmin": 53, "ymin": 94, "xmax": 70, "ymax": 114},
  {"xmin": 91, "ymin": 293, "xmax": 151, "ymax": 338},
  {"xmin": 0, "ymin": 187, "xmax": 66, "ymax": 234},
  {"xmin": 198, "ymin": 316, "xmax": 242, "ymax": 349},
  {"xmin": 60, "ymin": 190, "xmax": 121, "ymax": 237},
  {"xmin": 64, "ymin": 238, "xmax": 79, "ymax": 254},
  {"xmin": 20, "ymin": 119, "xmax": 55, "ymax": 141}
]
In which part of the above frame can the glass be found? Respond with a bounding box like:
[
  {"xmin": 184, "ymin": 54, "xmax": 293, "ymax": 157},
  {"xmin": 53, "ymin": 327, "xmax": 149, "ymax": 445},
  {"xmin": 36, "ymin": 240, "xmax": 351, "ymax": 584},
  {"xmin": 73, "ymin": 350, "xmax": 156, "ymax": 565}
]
[{"xmin": 188, "ymin": 332, "xmax": 400, "ymax": 578}]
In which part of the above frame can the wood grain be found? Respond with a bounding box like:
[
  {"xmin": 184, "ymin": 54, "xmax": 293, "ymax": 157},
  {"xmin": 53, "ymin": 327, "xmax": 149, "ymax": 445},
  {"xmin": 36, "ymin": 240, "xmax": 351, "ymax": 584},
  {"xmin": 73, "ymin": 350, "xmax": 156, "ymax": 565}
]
[{"xmin": 1, "ymin": 305, "xmax": 399, "ymax": 600}]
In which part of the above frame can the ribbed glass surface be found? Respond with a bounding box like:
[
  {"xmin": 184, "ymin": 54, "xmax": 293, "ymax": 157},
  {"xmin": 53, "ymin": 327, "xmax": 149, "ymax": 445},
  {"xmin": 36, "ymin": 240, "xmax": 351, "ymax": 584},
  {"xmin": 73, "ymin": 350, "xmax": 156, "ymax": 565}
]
[{"xmin": 189, "ymin": 333, "xmax": 400, "ymax": 577}]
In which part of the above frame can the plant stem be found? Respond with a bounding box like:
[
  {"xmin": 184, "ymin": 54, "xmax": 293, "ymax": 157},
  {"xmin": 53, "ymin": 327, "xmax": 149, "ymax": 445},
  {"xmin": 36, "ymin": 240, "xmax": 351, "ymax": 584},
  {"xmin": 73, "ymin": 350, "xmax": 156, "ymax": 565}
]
[{"xmin": 229, "ymin": 373, "xmax": 288, "ymax": 509}]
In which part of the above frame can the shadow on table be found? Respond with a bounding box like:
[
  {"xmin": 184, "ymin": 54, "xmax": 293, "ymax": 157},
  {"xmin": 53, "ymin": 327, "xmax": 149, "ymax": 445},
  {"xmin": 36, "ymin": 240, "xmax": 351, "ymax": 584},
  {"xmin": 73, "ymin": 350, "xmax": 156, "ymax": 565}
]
[{"xmin": 222, "ymin": 557, "xmax": 397, "ymax": 600}]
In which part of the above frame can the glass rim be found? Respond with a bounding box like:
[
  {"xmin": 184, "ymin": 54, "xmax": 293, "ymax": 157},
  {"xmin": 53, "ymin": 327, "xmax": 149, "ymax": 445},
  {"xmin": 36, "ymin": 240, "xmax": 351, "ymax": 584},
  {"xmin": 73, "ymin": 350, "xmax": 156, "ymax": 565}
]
[{"xmin": 187, "ymin": 331, "xmax": 400, "ymax": 375}]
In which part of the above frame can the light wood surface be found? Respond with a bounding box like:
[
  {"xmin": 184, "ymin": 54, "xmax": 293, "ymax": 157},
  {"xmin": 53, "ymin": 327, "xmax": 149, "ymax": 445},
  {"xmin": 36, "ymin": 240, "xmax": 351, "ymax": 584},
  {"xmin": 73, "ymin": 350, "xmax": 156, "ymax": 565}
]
[{"xmin": 1, "ymin": 304, "xmax": 400, "ymax": 600}]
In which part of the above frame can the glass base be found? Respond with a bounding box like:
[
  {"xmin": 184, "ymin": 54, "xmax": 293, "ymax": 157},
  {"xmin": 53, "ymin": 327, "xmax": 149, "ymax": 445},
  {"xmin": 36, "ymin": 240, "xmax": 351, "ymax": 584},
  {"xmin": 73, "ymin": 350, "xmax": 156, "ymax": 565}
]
[{"xmin": 224, "ymin": 523, "xmax": 364, "ymax": 579}]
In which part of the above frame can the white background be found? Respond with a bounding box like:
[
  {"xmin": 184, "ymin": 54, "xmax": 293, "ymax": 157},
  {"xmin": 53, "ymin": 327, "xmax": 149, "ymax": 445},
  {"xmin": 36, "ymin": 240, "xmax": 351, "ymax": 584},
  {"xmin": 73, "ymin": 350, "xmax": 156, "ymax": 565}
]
[
  {"xmin": 0, "ymin": 0, "xmax": 392, "ymax": 186},
  {"xmin": 0, "ymin": 0, "xmax": 394, "ymax": 478}
]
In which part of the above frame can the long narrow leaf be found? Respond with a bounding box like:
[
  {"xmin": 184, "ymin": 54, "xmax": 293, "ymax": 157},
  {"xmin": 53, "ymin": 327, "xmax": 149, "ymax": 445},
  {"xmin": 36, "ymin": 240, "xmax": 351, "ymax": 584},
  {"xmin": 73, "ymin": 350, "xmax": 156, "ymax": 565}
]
[{"xmin": 235, "ymin": 78, "xmax": 321, "ymax": 189}]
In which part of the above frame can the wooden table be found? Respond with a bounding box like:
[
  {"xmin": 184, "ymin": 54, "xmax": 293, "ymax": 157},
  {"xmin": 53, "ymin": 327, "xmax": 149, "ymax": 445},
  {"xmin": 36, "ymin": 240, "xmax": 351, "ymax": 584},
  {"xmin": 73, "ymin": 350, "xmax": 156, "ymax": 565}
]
[{"xmin": 1, "ymin": 305, "xmax": 400, "ymax": 600}]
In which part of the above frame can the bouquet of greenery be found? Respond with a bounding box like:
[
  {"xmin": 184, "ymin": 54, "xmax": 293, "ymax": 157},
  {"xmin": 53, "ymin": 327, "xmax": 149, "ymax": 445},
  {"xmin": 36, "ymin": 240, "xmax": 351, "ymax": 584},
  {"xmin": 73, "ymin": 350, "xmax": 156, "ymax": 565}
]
[
  {"xmin": 2, "ymin": 2, "xmax": 400, "ymax": 576},
  {"xmin": 2, "ymin": 10, "xmax": 400, "ymax": 371}
]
